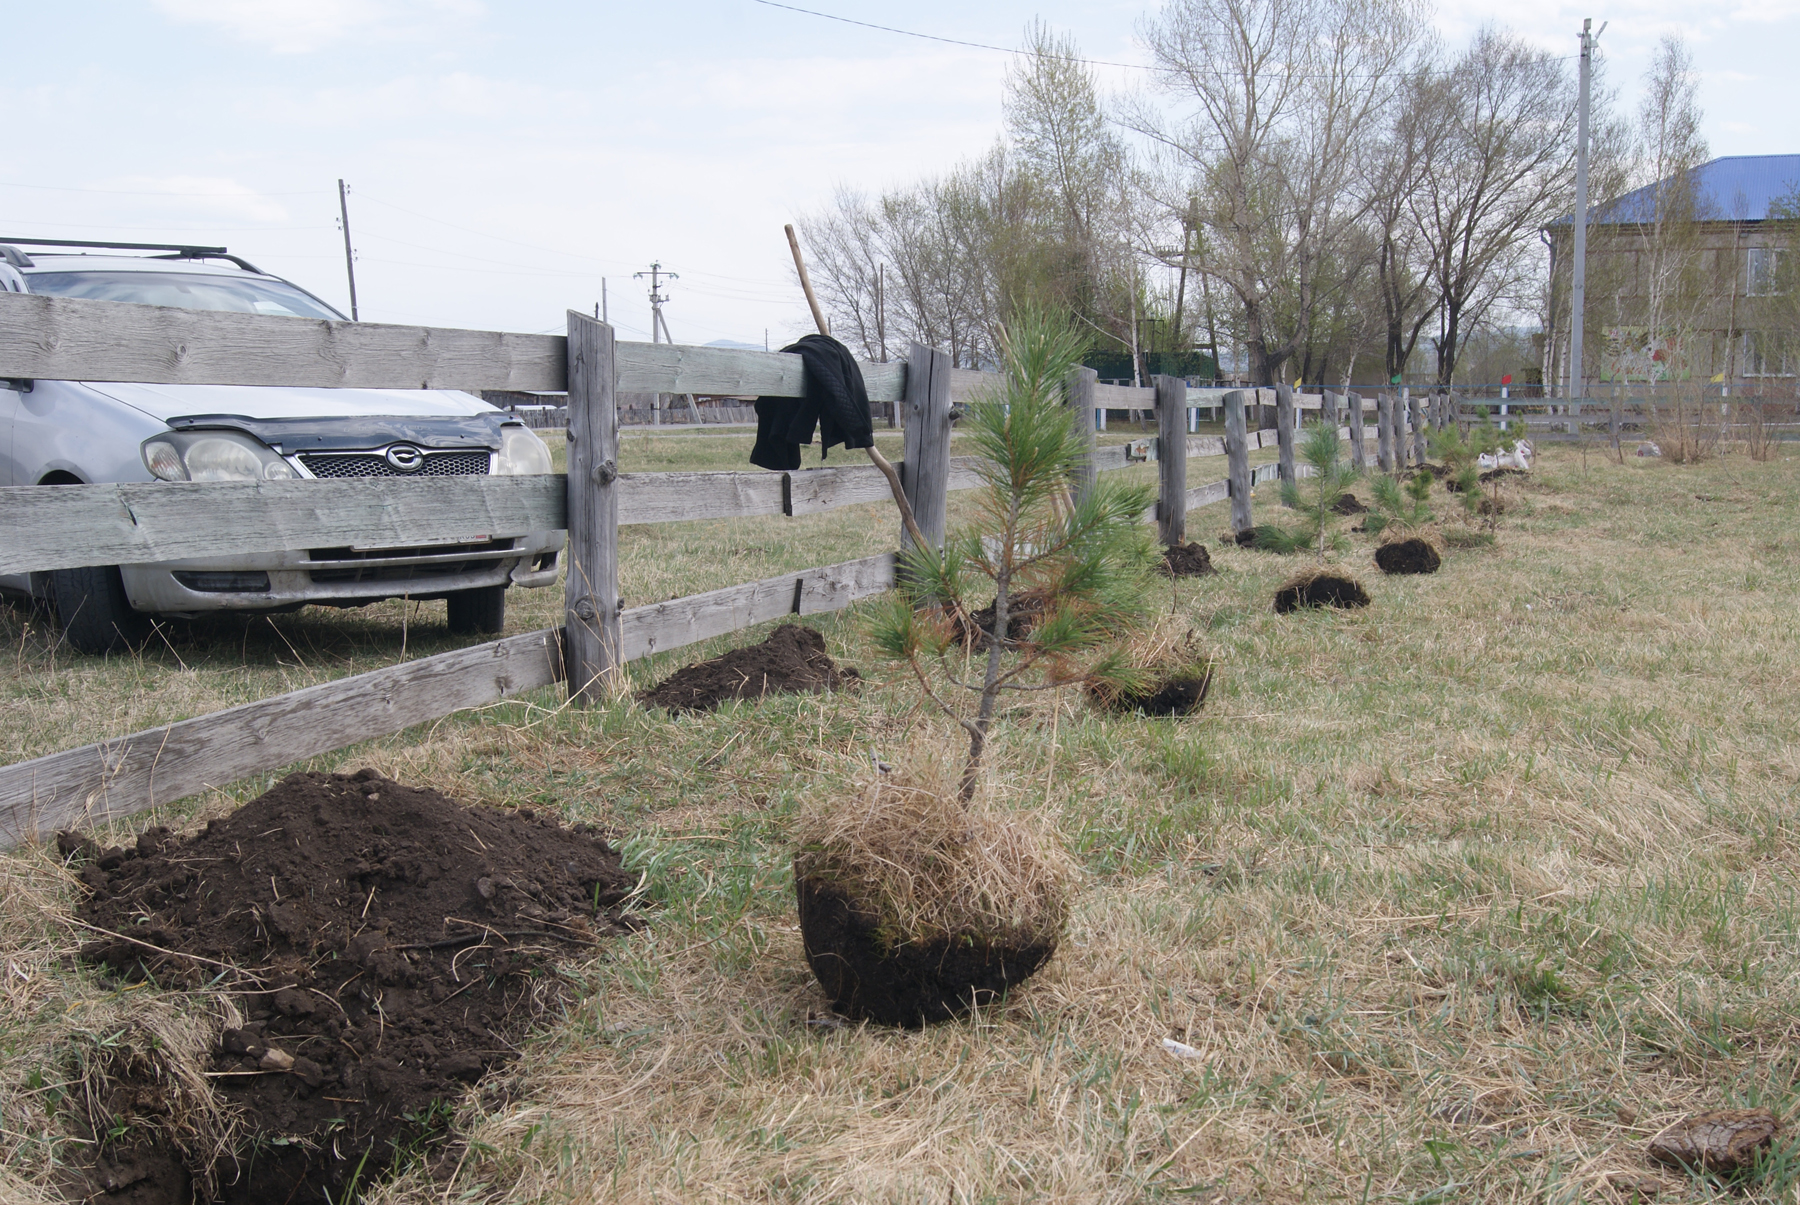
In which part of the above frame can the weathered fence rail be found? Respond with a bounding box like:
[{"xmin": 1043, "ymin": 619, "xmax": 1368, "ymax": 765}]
[{"xmin": 0, "ymin": 293, "xmax": 1399, "ymax": 845}]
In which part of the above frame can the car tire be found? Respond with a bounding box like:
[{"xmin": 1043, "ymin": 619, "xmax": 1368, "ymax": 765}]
[
  {"xmin": 49, "ymin": 566, "xmax": 152, "ymax": 655},
  {"xmin": 446, "ymin": 585, "xmax": 506, "ymax": 635}
]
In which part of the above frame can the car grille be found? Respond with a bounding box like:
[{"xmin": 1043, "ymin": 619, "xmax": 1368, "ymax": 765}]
[
  {"xmin": 298, "ymin": 451, "xmax": 492, "ymax": 479},
  {"xmin": 304, "ymin": 539, "xmax": 518, "ymax": 584}
]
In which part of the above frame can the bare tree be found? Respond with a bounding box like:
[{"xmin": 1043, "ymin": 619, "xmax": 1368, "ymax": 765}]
[
  {"xmin": 1134, "ymin": 0, "xmax": 1425, "ymax": 385},
  {"xmin": 1415, "ymin": 29, "xmax": 1579, "ymax": 391}
]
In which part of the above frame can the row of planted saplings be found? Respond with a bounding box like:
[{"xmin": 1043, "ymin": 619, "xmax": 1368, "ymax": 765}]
[
  {"xmin": 1228, "ymin": 403, "xmax": 1531, "ymax": 613},
  {"xmin": 762, "ymin": 326, "xmax": 1530, "ymax": 1026}
]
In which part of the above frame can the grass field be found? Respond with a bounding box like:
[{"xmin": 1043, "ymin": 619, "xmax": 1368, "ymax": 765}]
[{"xmin": 5, "ymin": 440, "xmax": 1800, "ymax": 1203}]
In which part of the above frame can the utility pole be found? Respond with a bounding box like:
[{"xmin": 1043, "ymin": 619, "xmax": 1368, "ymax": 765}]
[
  {"xmin": 601, "ymin": 278, "xmax": 608, "ymax": 323},
  {"xmin": 336, "ymin": 179, "xmax": 359, "ymax": 321},
  {"xmin": 634, "ymin": 262, "xmax": 677, "ymax": 344},
  {"xmin": 1570, "ymin": 18, "xmax": 1603, "ymax": 411}
]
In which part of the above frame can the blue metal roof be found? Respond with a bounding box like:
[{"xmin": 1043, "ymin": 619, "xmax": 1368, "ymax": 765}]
[{"xmin": 1587, "ymin": 154, "xmax": 1800, "ymax": 224}]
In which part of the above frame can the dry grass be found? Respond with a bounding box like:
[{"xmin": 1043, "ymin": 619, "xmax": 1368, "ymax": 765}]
[
  {"xmin": 792, "ymin": 744, "xmax": 1075, "ymax": 944},
  {"xmin": 7, "ymin": 445, "xmax": 1800, "ymax": 1202}
]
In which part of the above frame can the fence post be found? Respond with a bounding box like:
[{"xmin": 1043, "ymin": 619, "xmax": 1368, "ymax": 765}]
[
  {"xmin": 1321, "ymin": 389, "xmax": 1339, "ymax": 434},
  {"xmin": 901, "ymin": 342, "xmax": 953, "ymax": 552},
  {"xmin": 1609, "ymin": 386, "xmax": 1621, "ymax": 454},
  {"xmin": 1408, "ymin": 390, "xmax": 1426, "ymax": 465},
  {"xmin": 1347, "ymin": 391, "xmax": 1366, "ymax": 469},
  {"xmin": 1276, "ymin": 383, "xmax": 1296, "ymax": 503},
  {"xmin": 1067, "ymin": 365, "xmax": 1098, "ymax": 507},
  {"xmin": 564, "ymin": 311, "xmax": 621, "ymax": 706},
  {"xmin": 1376, "ymin": 392, "xmax": 1393, "ymax": 470},
  {"xmin": 1225, "ymin": 389, "xmax": 1252, "ymax": 534},
  {"xmin": 1155, "ymin": 375, "xmax": 1187, "ymax": 546}
]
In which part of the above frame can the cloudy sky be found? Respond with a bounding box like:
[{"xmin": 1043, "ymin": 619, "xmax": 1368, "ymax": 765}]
[{"xmin": 4, "ymin": 0, "xmax": 1794, "ymax": 346}]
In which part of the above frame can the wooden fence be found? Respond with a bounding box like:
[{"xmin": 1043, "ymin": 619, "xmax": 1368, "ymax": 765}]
[{"xmin": 0, "ymin": 293, "xmax": 1410, "ymax": 846}]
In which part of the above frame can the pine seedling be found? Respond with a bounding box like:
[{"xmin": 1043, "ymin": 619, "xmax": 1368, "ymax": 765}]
[
  {"xmin": 1364, "ymin": 469, "xmax": 1434, "ymax": 538},
  {"xmin": 1258, "ymin": 422, "xmax": 1360, "ymax": 556},
  {"xmin": 869, "ymin": 310, "xmax": 1158, "ymax": 801}
]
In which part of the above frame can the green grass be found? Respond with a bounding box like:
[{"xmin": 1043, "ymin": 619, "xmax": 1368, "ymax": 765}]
[{"xmin": 11, "ymin": 444, "xmax": 1798, "ymax": 1202}]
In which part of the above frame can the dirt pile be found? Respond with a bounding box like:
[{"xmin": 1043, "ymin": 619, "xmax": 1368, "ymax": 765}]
[
  {"xmin": 1274, "ymin": 570, "xmax": 1370, "ymax": 613},
  {"xmin": 1330, "ymin": 493, "xmax": 1367, "ymax": 515},
  {"xmin": 951, "ymin": 593, "xmax": 1048, "ymax": 651},
  {"xmin": 639, "ymin": 623, "xmax": 858, "ymax": 712},
  {"xmin": 1374, "ymin": 536, "xmax": 1442, "ymax": 575},
  {"xmin": 69, "ymin": 770, "xmax": 637, "ymax": 1204},
  {"xmin": 1159, "ymin": 542, "xmax": 1216, "ymax": 577}
]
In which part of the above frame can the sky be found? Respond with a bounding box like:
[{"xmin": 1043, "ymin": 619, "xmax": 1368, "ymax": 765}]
[{"xmin": 3, "ymin": 0, "xmax": 1795, "ymax": 348}]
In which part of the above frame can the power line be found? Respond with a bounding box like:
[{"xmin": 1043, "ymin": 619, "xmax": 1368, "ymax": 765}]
[
  {"xmin": 746, "ymin": 0, "xmax": 1577, "ymax": 78},
  {"xmin": 0, "ymin": 181, "xmax": 326, "ymax": 197}
]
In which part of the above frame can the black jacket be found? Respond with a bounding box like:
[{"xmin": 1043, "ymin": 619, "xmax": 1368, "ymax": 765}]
[{"xmin": 750, "ymin": 334, "xmax": 875, "ymax": 471}]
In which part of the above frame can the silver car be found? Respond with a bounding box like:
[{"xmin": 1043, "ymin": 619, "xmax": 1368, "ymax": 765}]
[{"xmin": 0, "ymin": 239, "xmax": 562, "ymax": 653}]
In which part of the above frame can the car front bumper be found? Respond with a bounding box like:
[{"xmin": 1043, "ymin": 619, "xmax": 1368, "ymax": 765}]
[{"xmin": 118, "ymin": 530, "xmax": 564, "ymax": 615}]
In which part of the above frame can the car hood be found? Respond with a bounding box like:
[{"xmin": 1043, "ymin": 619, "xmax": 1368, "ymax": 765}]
[{"xmin": 83, "ymin": 382, "xmax": 499, "ymax": 423}]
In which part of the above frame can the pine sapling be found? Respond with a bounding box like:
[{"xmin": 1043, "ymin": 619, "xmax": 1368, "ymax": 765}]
[
  {"xmin": 870, "ymin": 311, "xmax": 1158, "ymax": 801},
  {"xmin": 1275, "ymin": 422, "xmax": 1360, "ymax": 557}
]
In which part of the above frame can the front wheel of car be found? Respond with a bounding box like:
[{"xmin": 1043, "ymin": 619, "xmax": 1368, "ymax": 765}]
[
  {"xmin": 445, "ymin": 585, "xmax": 506, "ymax": 636},
  {"xmin": 49, "ymin": 566, "xmax": 153, "ymax": 655}
]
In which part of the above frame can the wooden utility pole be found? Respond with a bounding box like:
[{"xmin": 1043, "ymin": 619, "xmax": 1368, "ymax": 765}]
[{"xmin": 336, "ymin": 179, "xmax": 359, "ymax": 321}]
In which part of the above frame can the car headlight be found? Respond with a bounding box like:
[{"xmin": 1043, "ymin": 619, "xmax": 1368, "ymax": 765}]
[
  {"xmin": 494, "ymin": 425, "xmax": 553, "ymax": 475},
  {"xmin": 141, "ymin": 431, "xmax": 297, "ymax": 482}
]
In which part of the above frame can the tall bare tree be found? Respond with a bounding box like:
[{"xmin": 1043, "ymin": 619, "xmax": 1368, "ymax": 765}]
[
  {"xmin": 1134, "ymin": 0, "xmax": 1425, "ymax": 385},
  {"xmin": 1417, "ymin": 28, "xmax": 1579, "ymax": 389}
]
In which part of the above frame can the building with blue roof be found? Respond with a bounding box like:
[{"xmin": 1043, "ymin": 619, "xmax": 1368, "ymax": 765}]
[{"xmin": 1545, "ymin": 154, "xmax": 1798, "ymax": 389}]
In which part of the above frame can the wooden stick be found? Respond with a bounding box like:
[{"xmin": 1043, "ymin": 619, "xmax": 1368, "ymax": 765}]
[{"xmin": 783, "ymin": 223, "xmax": 931, "ymax": 553}]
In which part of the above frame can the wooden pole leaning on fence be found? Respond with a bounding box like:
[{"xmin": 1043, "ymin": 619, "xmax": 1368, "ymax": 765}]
[
  {"xmin": 1067, "ymin": 365, "xmax": 1099, "ymax": 507},
  {"xmin": 784, "ymin": 223, "xmax": 930, "ymax": 552},
  {"xmin": 1275, "ymin": 383, "xmax": 1296, "ymax": 504},
  {"xmin": 1225, "ymin": 389, "xmax": 1253, "ymax": 534},
  {"xmin": 1155, "ymin": 375, "xmax": 1187, "ymax": 546},
  {"xmin": 565, "ymin": 310, "xmax": 622, "ymax": 705},
  {"xmin": 901, "ymin": 341, "xmax": 954, "ymax": 552}
]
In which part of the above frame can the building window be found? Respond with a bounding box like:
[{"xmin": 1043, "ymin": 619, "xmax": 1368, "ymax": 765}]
[
  {"xmin": 1746, "ymin": 247, "xmax": 1782, "ymax": 296},
  {"xmin": 1742, "ymin": 330, "xmax": 1794, "ymax": 377}
]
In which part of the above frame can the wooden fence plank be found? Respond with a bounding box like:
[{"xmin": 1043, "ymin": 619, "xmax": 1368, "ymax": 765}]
[
  {"xmin": 0, "ymin": 627, "xmax": 565, "ymax": 846},
  {"xmin": 617, "ymin": 471, "xmax": 786, "ymax": 525},
  {"xmin": 1185, "ymin": 478, "xmax": 1230, "ymax": 511},
  {"xmin": 0, "ymin": 293, "xmax": 567, "ymax": 390},
  {"xmin": 1187, "ymin": 434, "xmax": 1226, "ymax": 458},
  {"xmin": 563, "ymin": 312, "xmax": 620, "ymax": 704},
  {"xmin": 0, "ymin": 475, "xmax": 567, "ymax": 576},
  {"xmin": 0, "ymin": 293, "xmax": 905, "ymax": 400},
  {"xmin": 787, "ymin": 464, "xmax": 890, "ymax": 516},
  {"xmin": 619, "ymin": 553, "xmax": 895, "ymax": 661}
]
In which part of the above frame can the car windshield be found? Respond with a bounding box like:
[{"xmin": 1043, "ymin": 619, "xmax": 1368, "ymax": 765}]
[{"xmin": 24, "ymin": 269, "xmax": 343, "ymax": 320}]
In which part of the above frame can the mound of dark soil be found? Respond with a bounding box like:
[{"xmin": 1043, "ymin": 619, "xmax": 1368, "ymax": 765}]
[
  {"xmin": 1104, "ymin": 668, "xmax": 1213, "ymax": 716},
  {"xmin": 1374, "ymin": 537, "xmax": 1441, "ymax": 575},
  {"xmin": 639, "ymin": 623, "xmax": 858, "ymax": 712},
  {"xmin": 68, "ymin": 770, "xmax": 637, "ymax": 1204},
  {"xmin": 951, "ymin": 593, "xmax": 1048, "ymax": 651},
  {"xmin": 795, "ymin": 876, "xmax": 1056, "ymax": 1028},
  {"xmin": 1477, "ymin": 496, "xmax": 1505, "ymax": 516},
  {"xmin": 1274, "ymin": 572, "xmax": 1370, "ymax": 613},
  {"xmin": 1479, "ymin": 466, "xmax": 1528, "ymax": 483},
  {"xmin": 1159, "ymin": 542, "xmax": 1216, "ymax": 577},
  {"xmin": 1330, "ymin": 493, "xmax": 1368, "ymax": 515}
]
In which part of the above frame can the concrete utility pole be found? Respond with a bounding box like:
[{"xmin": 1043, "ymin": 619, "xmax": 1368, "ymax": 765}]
[
  {"xmin": 634, "ymin": 262, "xmax": 677, "ymax": 344},
  {"xmin": 336, "ymin": 179, "xmax": 359, "ymax": 321},
  {"xmin": 1570, "ymin": 18, "xmax": 1603, "ymax": 408}
]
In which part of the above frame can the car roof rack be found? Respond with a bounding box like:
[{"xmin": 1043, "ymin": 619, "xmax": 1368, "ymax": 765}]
[{"xmin": 0, "ymin": 238, "xmax": 264, "ymax": 275}]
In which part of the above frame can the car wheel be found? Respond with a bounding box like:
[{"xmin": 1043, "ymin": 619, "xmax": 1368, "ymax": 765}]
[
  {"xmin": 446, "ymin": 585, "xmax": 506, "ymax": 635},
  {"xmin": 49, "ymin": 566, "xmax": 153, "ymax": 654}
]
